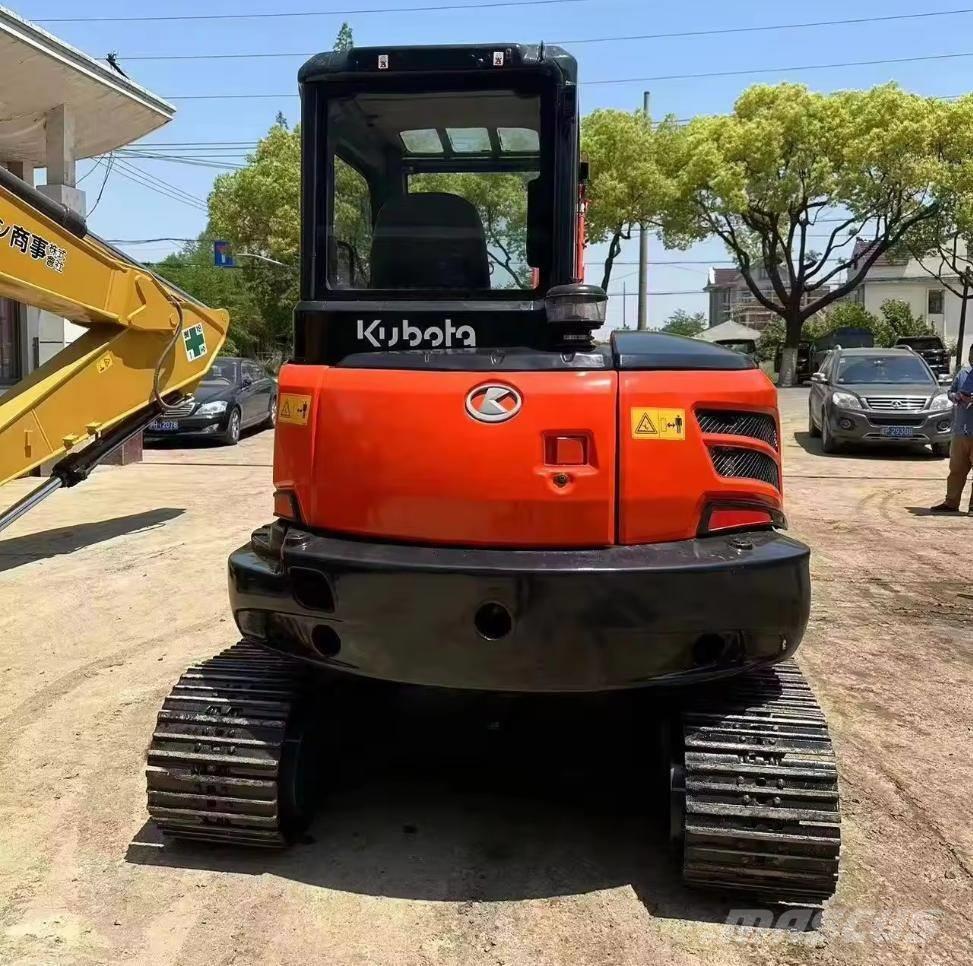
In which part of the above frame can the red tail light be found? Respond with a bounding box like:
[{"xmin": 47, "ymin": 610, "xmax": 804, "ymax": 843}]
[
  {"xmin": 545, "ymin": 434, "xmax": 588, "ymax": 466},
  {"xmin": 699, "ymin": 501, "xmax": 784, "ymax": 536}
]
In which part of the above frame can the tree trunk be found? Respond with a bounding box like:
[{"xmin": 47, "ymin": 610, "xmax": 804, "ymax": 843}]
[
  {"xmin": 777, "ymin": 313, "xmax": 805, "ymax": 388},
  {"xmin": 601, "ymin": 227, "xmax": 624, "ymax": 291}
]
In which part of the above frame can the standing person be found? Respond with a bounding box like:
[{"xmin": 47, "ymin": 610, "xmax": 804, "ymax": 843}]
[{"xmin": 931, "ymin": 344, "xmax": 973, "ymax": 514}]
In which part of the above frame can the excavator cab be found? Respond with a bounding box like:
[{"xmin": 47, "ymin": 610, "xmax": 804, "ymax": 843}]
[{"xmin": 296, "ymin": 44, "xmax": 587, "ymax": 364}]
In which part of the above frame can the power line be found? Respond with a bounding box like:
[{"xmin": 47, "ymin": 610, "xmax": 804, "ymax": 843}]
[
  {"xmin": 87, "ymin": 154, "xmax": 116, "ymax": 216},
  {"xmin": 111, "ymin": 158, "xmax": 210, "ymax": 207},
  {"xmin": 37, "ymin": 0, "xmax": 589, "ymax": 23},
  {"xmin": 106, "ymin": 163, "xmax": 209, "ymax": 212},
  {"xmin": 586, "ymin": 50, "xmax": 973, "ymax": 86},
  {"xmin": 118, "ymin": 8, "xmax": 973, "ymax": 60},
  {"xmin": 606, "ymin": 288, "xmax": 705, "ymax": 296},
  {"xmin": 159, "ymin": 51, "xmax": 973, "ymax": 98},
  {"xmin": 115, "ymin": 150, "xmax": 245, "ymax": 171},
  {"xmin": 106, "ymin": 238, "xmax": 200, "ymax": 244}
]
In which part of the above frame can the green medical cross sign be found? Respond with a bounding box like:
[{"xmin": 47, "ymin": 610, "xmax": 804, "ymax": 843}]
[{"xmin": 183, "ymin": 324, "xmax": 207, "ymax": 362}]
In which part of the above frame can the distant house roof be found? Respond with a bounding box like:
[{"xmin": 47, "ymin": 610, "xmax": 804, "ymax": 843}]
[
  {"xmin": 699, "ymin": 319, "xmax": 763, "ymax": 342},
  {"xmin": 0, "ymin": 6, "xmax": 174, "ymax": 164},
  {"xmin": 851, "ymin": 238, "xmax": 910, "ymax": 270},
  {"xmin": 706, "ymin": 267, "xmax": 741, "ymax": 289}
]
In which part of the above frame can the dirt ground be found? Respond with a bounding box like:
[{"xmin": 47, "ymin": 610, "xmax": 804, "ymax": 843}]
[{"xmin": 1, "ymin": 389, "xmax": 971, "ymax": 966}]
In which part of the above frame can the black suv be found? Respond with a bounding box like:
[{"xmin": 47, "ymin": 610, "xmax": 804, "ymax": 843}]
[{"xmin": 894, "ymin": 336, "xmax": 951, "ymax": 378}]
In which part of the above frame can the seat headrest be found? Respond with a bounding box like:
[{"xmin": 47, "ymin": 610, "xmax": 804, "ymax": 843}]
[{"xmin": 370, "ymin": 192, "xmax": 490, "ymax": 290}]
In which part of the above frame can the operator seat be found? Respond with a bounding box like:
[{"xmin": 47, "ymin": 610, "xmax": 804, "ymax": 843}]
[{"xmin": 370, "ymin": 192, "xmax": 490, "ymax": 289}]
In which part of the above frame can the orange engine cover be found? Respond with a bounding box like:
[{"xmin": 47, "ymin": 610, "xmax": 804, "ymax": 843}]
[
  {"xmin": 274, "ymin": 365, "xmax": 618, "ymax": 547},
  {"xmin": 274, "ymin": 362, "xmax": 782, "ymax": 548}
]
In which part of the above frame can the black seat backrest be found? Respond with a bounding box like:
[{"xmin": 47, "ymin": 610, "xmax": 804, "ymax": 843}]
[{"xmin": 369, "ymin": 192, "xmax": 490, "ymax": 290}]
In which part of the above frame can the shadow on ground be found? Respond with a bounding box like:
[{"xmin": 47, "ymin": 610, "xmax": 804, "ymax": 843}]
[
  {"xmin": 0, "ymin": 507, "xmax": 184, "ymax": 571},
  {"xmin": 792, "ymin": 431, "xmax": 940, "ymax": 461},
  {"xmin": 126, "ymin": 686, "xmax": 763, "ymax": 928}
]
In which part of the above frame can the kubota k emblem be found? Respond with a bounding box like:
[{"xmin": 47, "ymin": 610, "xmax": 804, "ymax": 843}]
[{"xmin": 465, "ymin": 384, "xmax": 522, "ymax": 423}]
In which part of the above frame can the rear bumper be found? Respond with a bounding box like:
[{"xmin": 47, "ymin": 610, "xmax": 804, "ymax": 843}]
[{"xmin": 227, "ymin": 525, "xmax": 811, "ymax": 693}]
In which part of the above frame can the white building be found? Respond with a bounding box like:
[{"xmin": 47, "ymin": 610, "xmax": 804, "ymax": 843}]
[
  {"xmin": 851, "ymin": 240, "xmax": 972, "ymax": 357},
  {"xmin": 0, "ymin": 6, "xmax": 174, "ymax": 389}
]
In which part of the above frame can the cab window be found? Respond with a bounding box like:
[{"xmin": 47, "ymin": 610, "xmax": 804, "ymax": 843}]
[{"xmin": 326, "ymin": 87, "xmax": 546, "ymax": 294}]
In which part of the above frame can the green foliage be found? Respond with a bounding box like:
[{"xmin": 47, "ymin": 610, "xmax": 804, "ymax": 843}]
[
  {"xmin": 660, "ymin": 309, "xmax": 706, "ymax": 338},
  {"xmin": 208, "ymin": 122, "xmax": 300, "ymax": 351},
  {"xmin": 581, "ymin": 109, "xmax": 665, "ymax": 288},
  {"xmin": 758, "ymin": 298, "xmax": 934, "ymax": 364},
  {"xmin": 152, "ymin": 238, "xmax": 262, "ymax": 357},
  {"xmin": 878, "ymin": 298, "xmax": 933, "ymax": 343},
  {"xmin": 203, "ymin": 23, "xmax": 356, "ymax": 351},
  {"xmin": 650, "ymin": 83, "xmax": 972, "ymax": 358},
  {"xmin": 334, "ymin": 22, "xmax": 354, "ymax": 52}
]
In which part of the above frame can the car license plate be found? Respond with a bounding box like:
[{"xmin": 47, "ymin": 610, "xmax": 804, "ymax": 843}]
[
  {"xmin": 149, "ymin": 420, "xmax": 179, "ymax": 432},
  {"xmin": 882, "ymin": 425, "xmax": 914, "ymax": 438}
]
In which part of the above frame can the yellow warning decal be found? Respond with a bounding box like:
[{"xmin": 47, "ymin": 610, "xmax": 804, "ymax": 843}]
[
  {"xmin": 631, "ymin": 407, "xmax": 686, "ymax": 441},
  {"xmin": 96, "ymin": 353, "xmax": 113, "ymax": 374},
  {"xmin": 278, "ymin": 393, "xmax": 312, "ymax": 426}
]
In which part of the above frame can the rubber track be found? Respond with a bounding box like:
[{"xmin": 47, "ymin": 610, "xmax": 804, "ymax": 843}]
[
  {"xmin": 680, "ymin": 660, "xmax": 840, "ymax": 903},
  {"xmin": 146, "ymin": 642, "xmax": 310, "ymax": 846}
]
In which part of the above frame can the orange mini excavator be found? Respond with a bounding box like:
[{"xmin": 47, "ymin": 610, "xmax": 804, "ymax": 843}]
[{"xmin": 0, "ymin": 42, "xmax": 840, "ymax": 904}]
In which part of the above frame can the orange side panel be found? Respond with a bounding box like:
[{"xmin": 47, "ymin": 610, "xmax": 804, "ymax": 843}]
[
  {"xmin": 618, "ymin": 370, "xmax": 782, "ymax": 544},
  {"xmin": 275, "ymin": 364, "xmax": 618, "ymax": 548}
]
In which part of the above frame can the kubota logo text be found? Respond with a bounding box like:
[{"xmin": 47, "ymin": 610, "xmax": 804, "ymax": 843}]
[{"xmin": 357, "ymin": 318, "xmax": 476, "ymax": 349}]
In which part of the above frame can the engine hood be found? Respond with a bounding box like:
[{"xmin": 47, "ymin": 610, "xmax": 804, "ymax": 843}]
[{"xmin": 193, "ymin": 382, "xmax": 235, "ymax": 404}]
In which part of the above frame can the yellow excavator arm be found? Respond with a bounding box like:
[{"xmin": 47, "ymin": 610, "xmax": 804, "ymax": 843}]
[{"xmin": 0, "ymin": 167, "xmax": 229, "ymax": 526}]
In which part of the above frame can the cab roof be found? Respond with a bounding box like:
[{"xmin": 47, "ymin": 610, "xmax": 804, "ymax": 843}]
[{"xmin": 299, "ymin": 44, "xmax": 577, "ymax": 85}]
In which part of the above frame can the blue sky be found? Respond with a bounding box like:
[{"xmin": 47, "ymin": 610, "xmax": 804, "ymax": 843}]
[{"xmin": 15, "ymin": 0, "xmax": 973, "ymax": 327}]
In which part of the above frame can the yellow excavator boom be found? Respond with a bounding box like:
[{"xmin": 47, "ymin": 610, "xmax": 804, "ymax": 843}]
[{"xmin": 0, "ymin": 166, "xmax": 229, "ymax": 493}]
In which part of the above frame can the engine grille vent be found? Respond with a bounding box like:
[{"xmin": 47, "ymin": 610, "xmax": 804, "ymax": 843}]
[
  {"xmin": 696, "ymin": 410, "xmax": 778, "ymax": 449},
  {"xmin": 709, "ymin": 446, "xmax": 781, "ymax": 489},
  {"xmin": 865, "ymin": 396, "xmax": 926, "ymax": 412},
  {"xmin": 163, "ymin": 396, "xmax": 197, "ymax": 418}
]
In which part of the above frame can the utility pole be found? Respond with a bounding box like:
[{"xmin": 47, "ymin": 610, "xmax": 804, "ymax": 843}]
[
  {"xmin": 622, "ymin": 280, "xmax": 627, "ymax": 328},
  {"xmin": 637, "ymin": 90, "xmax": 650, "ymax": 330}
]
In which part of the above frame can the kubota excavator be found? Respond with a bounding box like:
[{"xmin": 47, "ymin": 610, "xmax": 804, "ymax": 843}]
[{"xmin": 0, "ymin": 44, "xmax": 840, "ymax": 904}]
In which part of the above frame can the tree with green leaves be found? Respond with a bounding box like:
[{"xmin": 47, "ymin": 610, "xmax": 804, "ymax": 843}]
[
  {"xmin": 653, "ymin": 83, "xmax": 973, "ymax": 384},
  {"xmin": 904, "ymin": 202, "xmax": 973, "ymax": 370},
  {"xmin": 152, "ymin": 237, "xmax": 263, "ymax": 357},
  {"xmin": 878, "ymin": 298, "xmax": 933, "ymax": 343},
  {"xmin": 334, "ymin": 22, "xmax": 354, "ymax": 52},
  {"xmin": 758, "ymin": 297, "xmax": 934, "ymax": 365},
  {"xmin": 660, "ymin": 309, "xmax": 706, "ymax": 338},
  {"xmin": 581, "ymin": 109, "xmax": 665, "ymax": 290},
  {"xmin": 208, "ymin": 122, "xmax": 300, "ymax": 352}
]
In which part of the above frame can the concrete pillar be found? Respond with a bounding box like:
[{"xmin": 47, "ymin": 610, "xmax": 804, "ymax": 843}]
[
  {"xmin": 7, "ymin": 160, "xmax": 34, "ymax": 185},
  {"xmin": 38, "ymin": 112, "xmax": 87, "ymax": 364},
  {"xmin": 44, "ymin": 104, "xmax": 76, "ymax": 188}
]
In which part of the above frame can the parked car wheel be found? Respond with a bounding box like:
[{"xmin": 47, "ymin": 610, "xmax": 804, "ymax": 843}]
[
  {"xmin": 221, "ymin": 407, "xmax": 242, "ymax": 446},
  {"xmin": 931, "ymin": 442, "xmax": 951, "ymax": 459},
  {"xmin": 821, "ymin": 413, "xmax": 841, "ymax": 454},
  {"xmin": 263, "ymin": 395, "xmax": 277, "ymax": 429},
  {"xmin": 808, "ymin": 404, "xmax": 821, "ymax": 438}
]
